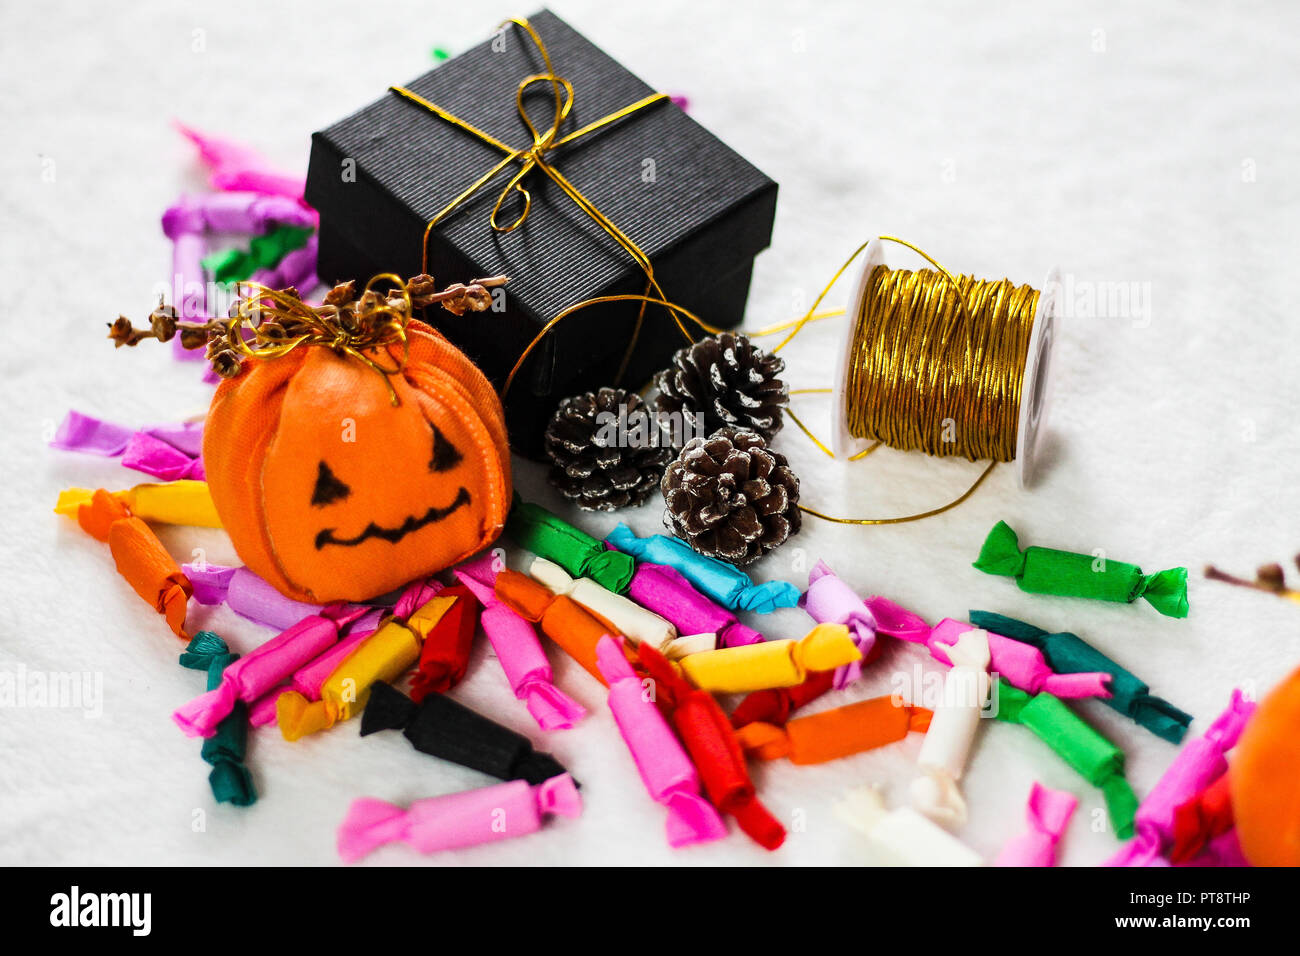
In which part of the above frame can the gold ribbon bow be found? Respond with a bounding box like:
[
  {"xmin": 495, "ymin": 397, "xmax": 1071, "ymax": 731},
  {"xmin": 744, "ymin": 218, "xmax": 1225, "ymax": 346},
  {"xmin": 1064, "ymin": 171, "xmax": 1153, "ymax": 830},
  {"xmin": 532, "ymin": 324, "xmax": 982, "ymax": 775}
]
[{"xmin": 390, "ymin": 17, "xmax": 725, "ymax": 395}]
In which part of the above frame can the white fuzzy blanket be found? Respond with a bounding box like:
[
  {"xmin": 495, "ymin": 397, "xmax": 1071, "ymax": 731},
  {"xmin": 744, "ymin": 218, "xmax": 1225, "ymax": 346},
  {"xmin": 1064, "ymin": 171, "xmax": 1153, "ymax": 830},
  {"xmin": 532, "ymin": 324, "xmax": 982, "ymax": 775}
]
[{"xmin": 2, "ymin": 0, "xmax": 1297, "ymax": 866}]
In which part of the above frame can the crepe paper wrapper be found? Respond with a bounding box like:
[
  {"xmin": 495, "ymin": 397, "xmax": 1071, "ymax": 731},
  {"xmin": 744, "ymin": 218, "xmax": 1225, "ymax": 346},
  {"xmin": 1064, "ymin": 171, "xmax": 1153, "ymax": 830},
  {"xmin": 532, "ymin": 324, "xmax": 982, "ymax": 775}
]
[
  {"xmin": 178, "ymin": 631, "xmax": 256, "ymax": 805},
  {"xmin": 492, "ymin": 562, "xmax": 622, "ymax": 684},
  {"xmin": 173, "ymin": 603, "xmax": 367, "ymax": 738},
  {"xmin": 249, "ymin": 231, "xmax": 319, "ymax": 292},
  {"xmin": 201, "ymin": 224, "xmax": 314, "ymax": 284},
  {"xmin": 409, "ymin": 583, "xmax": 478, "ymax": 701},
  {"xmin": 969, "ymin": 610, "xmax": 1193, "ymax": 743},
  {"xmin": 835, "ymin": 786, "xmax": 983, "ymax": 867},
  {"xmin": 362, "ymin": 680, "xmax": 570, "ymax": 784},
  {"xmin": 678, "ymin": 623, "xmax": 861, "ymax": 694},
  {"xmin": 528, "ymin": 556, "xmax": 706, "ymax": 659},
  {"xmin": 176, "ymin": 122, "xmax": 307, "ymax": 199},
  {"xmin": 1176, "ymin": 828, "xmax": 1249, "ymax": 867},
  {"xmin": 277, "ymin": 581, "xmax": 454, "ymax": 739},
  {"xmin": 995, "ymin": 678, "xmax": 1139, "ymax": 839},
  {"xmin": 606, "ymin": 523, "xmax": 799, "ymax": 613},
  {"xmin": 1169, "ymin": 774, "xmax": 1235, "ymax": 864},
  {"xmin": 636, "ymin": 642, "xmax": 785, "ymax": 850},
  {"xmin": 455, "ymin": 557, "xmax": 586, "ymax": 730},
  {"xmin": 973, "ymin": 520, "xmax": 1190, "ymax": 618},
  {"xmin": 596, "ymin": 636, "xmax": 727, "ymax": 848},
  {"xmin": 924, "ymin": 617, "xmax": 1111, "ymax": 701},
  {"xmin": 737, "ymin": 695, "xmax": 931, "ymax": 765},
  {"xmin": 615, "ymin": 552, "xmax": 764, "ymax": 649},
  {"xmin": 1106, "ymin": 689, "xmax": 1255, "ymax": 866},
  {"xmin": 51, "ymin": 411, "xmax": 206, "ymax": 480},
  {"xmin": 56, "ymin": 480, "xmax": 220, "ymax": 529},
  {"xmin": 507, "ymin": 499, "xmax": 634, "ymax": 594},
  {"xmin": 994, "ymin": 783, "xmax": 1076, "ymax": 867},
  {"xmin": 247, "ymin": 617, "xmax": 381, "ymax": 728},
  {"xmin": 164, "ymin": 191, "xmax": 316, "ymax": 235},
  {"xmin": 799, "ymin": 562, "xmax": 932, "ymax": 688},
  {"xmin": 59, "ymin": 489, "xmax": 192, "ymax": 638},
  {"xmin": 910, "ymin": 628, "xmax": 991, "ymax": 828},
  {"xmin": 730, "ymin": 670, "xmax": 836, "ymax": 729},
  {"xmin": 338, "ymin": 773, "xmax": 582, "ymax": 863},
  {"xmin": 184, "ymin": 562, "xmax": 325, "ymax": 631}
]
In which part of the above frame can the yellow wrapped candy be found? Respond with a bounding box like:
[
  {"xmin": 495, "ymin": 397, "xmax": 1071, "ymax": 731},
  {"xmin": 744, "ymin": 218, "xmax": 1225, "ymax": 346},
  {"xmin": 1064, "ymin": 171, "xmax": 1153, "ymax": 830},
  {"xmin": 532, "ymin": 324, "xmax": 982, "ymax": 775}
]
[
  {"xmin": 56, "ymin": 480, "xmax": 221, "ymax": 528},
  {"xmin": 677, "ymin": 623, "xmax": 860, "ymax": 694}
]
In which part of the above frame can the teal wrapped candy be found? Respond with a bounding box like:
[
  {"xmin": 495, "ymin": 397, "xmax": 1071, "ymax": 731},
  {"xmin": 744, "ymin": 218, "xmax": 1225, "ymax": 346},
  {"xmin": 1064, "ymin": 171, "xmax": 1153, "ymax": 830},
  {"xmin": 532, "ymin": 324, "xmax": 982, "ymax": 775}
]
[
  {"xmin": 973, "ymin": 520, "xmax": 1189, "ymax": 618},
  {"xmin": 179, "ymin": 631, "xmax": 257, "ymax": 807},
  {"xmin": 970, "ymin": 610, "xmax": 1191, "ymax": 744}
]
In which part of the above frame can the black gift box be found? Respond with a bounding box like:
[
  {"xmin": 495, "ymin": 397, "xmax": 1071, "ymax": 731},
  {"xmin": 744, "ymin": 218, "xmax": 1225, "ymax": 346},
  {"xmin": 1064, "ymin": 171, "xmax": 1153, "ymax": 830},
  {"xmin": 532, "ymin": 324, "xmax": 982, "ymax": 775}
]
[{"xmin": 305, "ymin": 10, "xmax": 777, "ymax": 455}]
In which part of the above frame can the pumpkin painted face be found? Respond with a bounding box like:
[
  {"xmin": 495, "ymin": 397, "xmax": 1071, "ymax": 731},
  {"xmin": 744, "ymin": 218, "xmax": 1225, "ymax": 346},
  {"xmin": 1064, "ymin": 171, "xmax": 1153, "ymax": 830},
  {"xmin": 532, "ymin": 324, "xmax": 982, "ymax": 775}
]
[{"xmin": 203, "ymin": 319, "xmax": 511, "ymax": 603}]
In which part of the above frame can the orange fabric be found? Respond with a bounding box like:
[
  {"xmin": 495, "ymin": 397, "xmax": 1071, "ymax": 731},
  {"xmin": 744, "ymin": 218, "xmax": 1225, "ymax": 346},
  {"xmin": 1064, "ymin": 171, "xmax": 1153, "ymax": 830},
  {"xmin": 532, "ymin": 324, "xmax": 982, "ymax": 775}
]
[
  {"xmin": 736, "ymin": 695, "xmax": 931, "ymax": 765},
  {"xmin": 202, "ymin": 319, "xmax": 511, "ymax": 604},
  {"xmin": 1231, "ymin": 663, "xmax": 1300, "ymax": 866},
  {"xmin": 69, "ymin": 490, "xmax": 191, "ymax": 638},
  {"xmin": 494, "ymin": 570, "xmax": 622, "ymax": 683}
]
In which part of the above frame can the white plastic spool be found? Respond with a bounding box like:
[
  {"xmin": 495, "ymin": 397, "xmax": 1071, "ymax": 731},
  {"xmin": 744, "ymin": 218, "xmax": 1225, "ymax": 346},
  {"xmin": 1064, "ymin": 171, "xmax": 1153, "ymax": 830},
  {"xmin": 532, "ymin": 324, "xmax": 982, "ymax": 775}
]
[{"xmin": 828, "ymin": 238, "xmax": 1061, "ymax": 489}]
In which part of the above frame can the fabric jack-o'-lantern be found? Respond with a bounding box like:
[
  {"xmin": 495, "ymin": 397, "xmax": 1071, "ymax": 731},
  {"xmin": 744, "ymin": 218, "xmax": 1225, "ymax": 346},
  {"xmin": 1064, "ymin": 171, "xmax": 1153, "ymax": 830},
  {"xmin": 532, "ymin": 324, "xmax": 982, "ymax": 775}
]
[{"xmin": 203, "ymin": 318, "xmax": 510, "ymax": 603}]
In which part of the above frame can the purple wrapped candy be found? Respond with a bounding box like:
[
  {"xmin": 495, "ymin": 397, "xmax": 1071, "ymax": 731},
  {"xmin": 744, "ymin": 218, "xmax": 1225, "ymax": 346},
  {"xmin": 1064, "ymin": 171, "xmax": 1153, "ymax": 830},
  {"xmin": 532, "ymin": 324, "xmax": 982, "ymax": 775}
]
[{"xmin": 621, "ymin": 559, "xmax": 764, "ymax": 649}]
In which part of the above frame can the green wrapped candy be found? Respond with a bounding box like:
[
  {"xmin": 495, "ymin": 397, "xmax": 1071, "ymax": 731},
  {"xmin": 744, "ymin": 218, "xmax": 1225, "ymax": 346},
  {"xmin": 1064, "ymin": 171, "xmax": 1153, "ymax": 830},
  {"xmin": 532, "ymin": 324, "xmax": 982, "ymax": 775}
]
[
  {"xmin": 506, "ymin": 498, "xmax": 634, "ymax": 594},
  {"xmin": 201, "ymin": 224, "xmax": 313, "ymax": 284},
  {"xmin": 973, "ymin": 520, "xmax": 1189, "ymax": 618},
  {"xmin": 179, "ymin": 631, "xmax": 257, "ymax": 807},
  {"xmin": 995, "ymin": 678, "xmax": 1138, "ymax": 838}
]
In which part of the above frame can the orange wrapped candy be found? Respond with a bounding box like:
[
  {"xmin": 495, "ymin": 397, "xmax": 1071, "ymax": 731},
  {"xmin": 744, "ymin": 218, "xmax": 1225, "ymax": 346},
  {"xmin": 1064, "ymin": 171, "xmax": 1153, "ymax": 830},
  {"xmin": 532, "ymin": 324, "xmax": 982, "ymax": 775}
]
[
  {"xmin": 59, "ymin": 489, "xmax": 192, "ymax": 638},
  {"xmin": 736, "ymin": 695, "xmax": 932, "ymax": 765},
  {"xmin": 493, "ymin": 568, "xmax": 622, "ymax": 684}
]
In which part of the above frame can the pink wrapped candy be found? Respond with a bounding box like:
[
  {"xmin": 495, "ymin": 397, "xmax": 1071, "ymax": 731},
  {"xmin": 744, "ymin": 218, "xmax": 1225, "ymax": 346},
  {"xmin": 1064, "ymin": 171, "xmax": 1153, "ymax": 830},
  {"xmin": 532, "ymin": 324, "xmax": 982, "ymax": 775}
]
[
  {"xmin": 925, "ymin": 618, "xmax": 1112, "ymax": 700},
  {"xmin": 994, "ymin": 783, "xmax": 1077, "ymax": 867},
  {"xmin": 596, "ymin": 636, "xmax": 726, "ymax": 848},
  {"xmin": 338, "ymin": 774, "xmax": 582, "ymax": 862},
  {"xmin": 456, "ymin": 555, "xmax": 586, "ymax": 731}
]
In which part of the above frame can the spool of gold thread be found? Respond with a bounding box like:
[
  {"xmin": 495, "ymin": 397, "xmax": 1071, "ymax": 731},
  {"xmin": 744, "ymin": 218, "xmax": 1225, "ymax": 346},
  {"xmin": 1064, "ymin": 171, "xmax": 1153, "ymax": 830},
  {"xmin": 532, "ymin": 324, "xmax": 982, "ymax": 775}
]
[{"xmin": 760, "ymin": 236, "xmax": 1061, "ymax": 525}]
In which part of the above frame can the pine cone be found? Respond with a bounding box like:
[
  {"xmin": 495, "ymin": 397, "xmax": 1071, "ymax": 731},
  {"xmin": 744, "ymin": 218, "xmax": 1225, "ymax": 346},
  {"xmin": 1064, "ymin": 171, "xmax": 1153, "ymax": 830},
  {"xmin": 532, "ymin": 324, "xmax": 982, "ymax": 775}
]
[
  {"xmin": 545, "ymin": 387, "xmax": 672, "ymax": 511},
  {"xmin": 655, "ymin": 332, "xmax": 788, "ymax": 443},
  {"xmin": 662, "ymin": 426, "xmax": 801, "ymax": 567}
]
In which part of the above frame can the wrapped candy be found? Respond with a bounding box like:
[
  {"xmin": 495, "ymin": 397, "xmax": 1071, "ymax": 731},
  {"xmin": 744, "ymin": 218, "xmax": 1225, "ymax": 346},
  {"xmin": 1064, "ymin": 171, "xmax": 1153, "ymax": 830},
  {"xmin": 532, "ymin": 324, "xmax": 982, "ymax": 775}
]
[
  {"xmin": 596, "ymin": 637, "xmax": 727, "ymax": 848},
  {"xmin": 250, "ymin": 232, "xmax": 319, "ymax": 292},
  {"xmin": 528, "ymin": 557, "xmax": 709, "ymax": 659},
  {"xmin": 973, "ymin": 520, "xmax": 1189, "ymax": 618},
  {"xmin": 164, "ymin": 191, "xmax": 315, "ymax": 235},
  {"xmin": 178, "ymin": 631, "xmax": 256, "ymax": 806},
  {"xmin": 409, "ymin": 583, "xmax": 478, "ymax": 701},
  {"xmin": 994, "ymin": 783, "xmax": 1076, "ymax": 867},
  {"xmin": 50, "ymin": 411, "xmax": 205, "ymax": 481},
  {"xmin": 915, "ymin": 616, "xmax": 1112, "ymax": 700},
  {"xmin": 677, "ymin": 624, "xmax": 861, "ymax": 694},
  {"xmin": 455, "ymin": 556, "xmax": 586, "ymax": 730},
  {"xmin": 910, "ymin": 628, "xmax": 991, "ymax": 828},
  {"xmin": 185, "ymin": 562, "xmax": 326, "ymax": 631},
  {"xmin": 201, "ymin": 224, "xmax": 314, "ymax": 284},
  {"xmin": 277, "ymin": 584, "xmax": 456, "ymax": 739},
  {"xmin": 969, "ymin": 610, "xmax": 1192, "ymax": 744},
  {"xmin": 835, "ymin": 787, "xmax": 982, "ymax": 867},
  {"xmin": 338, "ymin": 774, "xmax": 582, "ymax": 863},
  {"xmin": 994, "ymin": 678, "xmax": 1139, "ymax": 838},
  {"xmin": 493, "ymin": 564, "xmax": 622, "ymax": 683},
  {"xmin": 606, "ymin": 523, "xmax": 799, "ymax": 613},
  {"xmin": 507, "ymin": 499, "xmax": 633, "ymax": 593},
  {"xmin": 730, "ymin": 670, "xmax": 836, "ymax": 729},
  {"xmin": 176, "ymin": 122, "xmax": 307, "ymax": 199},
  {"xmin": 173, "ymin": 603, "xmax": 368, "ymax": 737},
  {"xmin": 58, "ymin": 488, "xmax": 192, "ymax": 637},
  {"xmin": 619, "ymin": 556, "xmax": 764, "ymax": 648},
  {"xmin": 247, "ymin": 619, "xmax": 379, "ymax": 728},
  {"xmin": 798, "ymin": 562, "xmax": 901, "ymax": 687},
  {"xmin": 736, "ymin": 695, "xmax": 931, "ymax": 765},
  {"xmin": 361, "ymin": 681, "xmax": 570, "ymax": 785},
  {"xmin": 636, "ymin": 642, "xmax": 785, "ymax": 850},
  {"xmin": 1169, "ymin": 775, "xmax": 1234, "ymax": 864},
  {"xmin": 1106, "ymin": 689, "xmax": 1254, "ymax": 866},
  {"xmin": 57, "ymin": 480, "xmax": 220, "ymax": 528}
]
